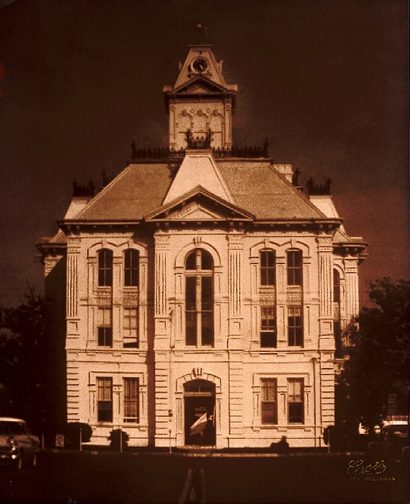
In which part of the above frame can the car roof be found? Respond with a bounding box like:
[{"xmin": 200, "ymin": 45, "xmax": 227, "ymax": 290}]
[{"xmin": 0, "ymin": 417, "xmax": 25, "ymax": 423}]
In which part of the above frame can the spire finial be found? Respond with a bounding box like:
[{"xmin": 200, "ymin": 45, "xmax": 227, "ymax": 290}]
[{"xmin": 196, "ymin": 24, "xmax": 208, "ymax": 44}]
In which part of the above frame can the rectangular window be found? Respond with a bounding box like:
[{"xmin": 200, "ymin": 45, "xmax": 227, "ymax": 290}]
[
  {"xmin": 288, "ymin": 306, "xmax": 303, "ymax": 346},
  {"xmin": 288, "ymin": 378, "xmax": 304, "ymax": 424},
  {"xmin": 97, "ymin": 377, "xmax": 113, "ymax": 422},
  {"xmin": 185, "ymin": 276, "xmax": 197, "ymax": 346},
  {"xmin": 261, "ymin": 378, "xmax": 277, "ymax": 424},
  {"xmin": 287, "ymin": 250, "xmax": 302, "ymax": 286},
  {"xmin": 98, "ymin": 308, "xmax": 112, "ymax": 347},
  {"xmin": 260, "ymin": 305, "xmax": 276, "ymax": 347},
  {"xmin": 260, "ymin": 250, "xmax": 275, "ymax": 286},
  {"xmin": 123, "ymin": 378, "xmax": 139, "ymax": 423},
  {"xmin": 201, "ymin": 276, "xmax": 213, "ymax": 346},
  {"xmin": 123, "ymin": 308, "xmax": 138, "ymax": 348}
]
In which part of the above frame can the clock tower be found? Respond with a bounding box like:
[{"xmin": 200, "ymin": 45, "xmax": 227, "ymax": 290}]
[{"xmin": 163, "ymin": 45, "xmax": 238, "ymax": 150}]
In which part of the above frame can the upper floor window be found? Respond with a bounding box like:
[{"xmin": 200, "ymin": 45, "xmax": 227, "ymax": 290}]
[
  {"xmin": 98, "ymin": 249, "xmax": 113, "ymax": 287},
  {"xmin": 123, "ymin": 308, "xmax": 138, "ymax": 348},
  {"xmin": 288, "ymin": 306, "xmax": 303, "ymax": 346},
  {"xmin": 261, "ymin": 378, "xmax": 277, "ymax": 424},
  {"xmin": 260, "ymin": 250, "xmax": 275, "ymax": 286},
  {"xmin": 185, "ymin": 249, "xmax": 214, "ymax": 347},
  {"xmin": 260, "ymin": 305, "xmax": 276, "ymax": 347},
  {"xmin": 333, "ymin": 269, "xmax": 341, "ymax": 303},
  {"xmin": 287, "ymin": 250, "xmax": 302, "ymax": 286},
  {"xmin": 124, "ymin": 249, "xmax": 139, "ymax": 287},
  {"xmin": 97, "ymin": 377, "xmax": 113, "ymax": 422},
  {"xmin": 288, "ymin": 378, "xmax": 304, "ymax": 424},
  {"xmin": 98, "ymin": 307, "xmax": 112, "ymax": 347}
]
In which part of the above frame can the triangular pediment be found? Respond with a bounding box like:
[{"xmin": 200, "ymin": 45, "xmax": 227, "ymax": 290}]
[
  {"xmin": 173, "ymin": 76, "xmax": 231, "ymax": 96},
  {"xmin": 145, "ymin": 187, "xmax": 254, "ymax": 222}
]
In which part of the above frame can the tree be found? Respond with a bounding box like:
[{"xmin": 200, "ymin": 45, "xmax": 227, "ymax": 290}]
[
  {"xmin": 0, "ymin": 290, "xmax": 65, "ymax": 433},
  {"xmin": 340, "ymin": 278, "xmax": 410, "ymax": 428}
]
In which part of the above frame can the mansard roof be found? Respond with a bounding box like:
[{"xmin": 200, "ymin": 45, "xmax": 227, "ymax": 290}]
[{"xmin": 63, "ymin": 157, "xmax": 328, "ymax": 223}]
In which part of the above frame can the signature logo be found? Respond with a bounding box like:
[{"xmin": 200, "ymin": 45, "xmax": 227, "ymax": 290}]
[{"xmin": 347, "ymin": 459, "xmax": 394, "ymax": 481}]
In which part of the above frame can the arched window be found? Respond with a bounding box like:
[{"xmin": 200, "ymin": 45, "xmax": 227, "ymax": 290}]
[
  {"xmin": 333, "ymin": 269, "xmax": 342, "ymax": 357},
  {"xmin": 124, "ymin": 249, "xmax": 139, "ymax": 287},
  {"xmin": 98, "ymin": 249, "xmax": 113, "ymax": 286},
  {"xmin": 260, "ymin": 250, "xmax": 275, "ymax": 286},
  {"xmin": 185, "ymin": 249, "xmax": 214, "ymax": 347},
  {"xmin": 259, "ymin": 249, "xmax": 276, "ymax": 347},
  {"xmin": 333, "ymin": 269, "xmax": 341, "ymax": 303},
  {"xmin": 287, "ymin": 249, "xmax": 303, "ymax": 285}
]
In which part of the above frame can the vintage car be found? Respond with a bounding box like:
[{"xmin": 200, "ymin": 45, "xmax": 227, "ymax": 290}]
[
  {"xmin": 367, "ymin": 419, "xmax": 408, "ymax": 461},
  {"xmin": 0, "ymin": 417, "xmax": 40, "ymax": 469}
]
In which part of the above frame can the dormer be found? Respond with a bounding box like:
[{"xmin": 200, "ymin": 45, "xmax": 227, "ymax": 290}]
[{"xmin": 163, "ymin": 45, "xmax": 238, "ymax": 151}]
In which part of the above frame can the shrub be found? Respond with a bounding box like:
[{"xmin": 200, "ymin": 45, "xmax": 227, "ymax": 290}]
[
  {"xmin": 64, "ymin": 422, "xmax": 92, "ymax": 449},
  {"xmin": 108, "ymin": 428, "xmax": 129, "ymax": 450}
]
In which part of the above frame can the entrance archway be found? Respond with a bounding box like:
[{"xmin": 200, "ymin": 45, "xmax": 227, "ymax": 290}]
[{"xmin": 184, "ymin": 379, "xmax": 216, "ymax": 446}]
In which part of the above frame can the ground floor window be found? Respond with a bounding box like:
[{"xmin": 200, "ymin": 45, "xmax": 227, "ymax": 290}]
[
  {"xmin": 288, "ymin": 378, "xmax": 304, "ymax": 423},
  {"xmin": 261, "ymin": 378, "xmax": 277, "ymax": 424},
  {"xmin": 97, "ymin": 377, "xmax": 113, "ymax": 422},
  {"xmin": 123, "ymin": 378, "xmax": 139, "ymax": 423}
]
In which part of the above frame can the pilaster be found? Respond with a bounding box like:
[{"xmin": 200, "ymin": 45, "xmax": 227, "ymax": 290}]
[
  {"xmin": 344, "ymin": 256, "xmax": 359, "ymax": 322},
  {"xmin": 66, "ymin": 237, "xmax": 81, "ymax": 348},
  {"xmin": 316, "ymin": 236, "xmax": 334, "ymax": 349},
  {"xmin": 154, "ymin": 231, "xmax": 170, "ymax": 349},
  {"xmin": 227, "ymin": 232, "xmax": 243, "ymax": 349}
]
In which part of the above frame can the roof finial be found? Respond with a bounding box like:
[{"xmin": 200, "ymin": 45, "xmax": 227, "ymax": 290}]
[{"xmin": 196, "ymin": 24, "xmax": 208, "ymax": 44}]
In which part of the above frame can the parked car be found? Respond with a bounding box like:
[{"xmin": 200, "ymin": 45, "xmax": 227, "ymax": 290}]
[
  {"xmin": 367, "ymin": 420, "xmax": 408, "ymax": 461},
  {"xmin": 0, "ymin": 417, "xmax": 40, "ymax": 470}
]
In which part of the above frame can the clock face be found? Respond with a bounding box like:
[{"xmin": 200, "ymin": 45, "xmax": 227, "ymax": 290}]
[{"xmin": 192, "ymin": 57, "xmax": 208, "ymax": 73}]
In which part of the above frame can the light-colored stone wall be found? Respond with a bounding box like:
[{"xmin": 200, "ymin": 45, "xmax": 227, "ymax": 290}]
[
  {"xmin": 58, "ymin": 221, "xmax": 361, "ymax": 448},
  {"xmin": 169, "ymin": 101, "xmax": 232, "ymax": 150}
]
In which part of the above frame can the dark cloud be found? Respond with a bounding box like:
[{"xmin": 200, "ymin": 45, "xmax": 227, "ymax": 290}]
[{"xmin": 0, "ymin": 0, "xmax": 407, "ymax": 305}]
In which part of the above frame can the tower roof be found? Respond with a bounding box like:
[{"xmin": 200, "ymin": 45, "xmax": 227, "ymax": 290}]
[{"xmin": 163, "ymin": 45, "xmax": 237, "ymax": 97}]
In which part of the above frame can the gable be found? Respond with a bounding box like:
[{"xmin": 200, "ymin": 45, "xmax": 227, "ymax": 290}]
[
  {"xmin": 173, "ymin": 46, "xmax": 226, "ymax": 89},
  {"xmin": 145, "ymin": 187, "xmax": 254, "ymax": 222},
  {"xmin": 172, "ymin": 76, "xmax": 232, "ymax": 96}
]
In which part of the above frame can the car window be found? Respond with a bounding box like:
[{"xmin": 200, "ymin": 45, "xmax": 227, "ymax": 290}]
[{"xmin": 0, "ymin": 421, "xmax": 26, "ymax": 435}]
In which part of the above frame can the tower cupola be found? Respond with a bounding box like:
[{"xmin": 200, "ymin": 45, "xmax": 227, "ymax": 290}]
[{"xmin": 163, "ymin": 45, "xmax": 238, "ymax": 151}]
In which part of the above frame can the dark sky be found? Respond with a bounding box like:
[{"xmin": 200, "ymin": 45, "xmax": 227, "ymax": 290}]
[{"xmin": 0, "ymin": 0, "xmax": 407, "ymax": 306}]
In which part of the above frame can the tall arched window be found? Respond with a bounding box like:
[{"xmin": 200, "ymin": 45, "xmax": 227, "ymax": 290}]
[
  {"xmin": 286, "ymin": 249, "xmax": 303, "ymax": 346},
  {"xmin": 333, "ymin": 269, "xmax": 341, "ymax": 303},
  {"xmin": 260, "ymin": 250, "xmax": 275, "ymax": 286},
  {"xmin": 98, "ymin": 249, "xmax": 113, "ymax": 286},
  {"xmin": 259, "ymin": 249, "xmax": 276, "ymax": 347},
  {"xmin": 124, "ymin": 249, "xmax": 139, "ymax": 287},
  {"xmin": 287, "ymin": 249, "xmax": 303, "ymax": 285},
  {"xmin": 185, "ymin": 249, "xmax": 214, "ymax": 347},
  {"xmin": 333, "ymin": 269, "xmax": 342, "ymax": 357}
]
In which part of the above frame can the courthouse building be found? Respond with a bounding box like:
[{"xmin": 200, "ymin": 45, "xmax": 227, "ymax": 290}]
[{"xmin": 38, "ymin": 45, "xmax": 367, "ymax": 448}]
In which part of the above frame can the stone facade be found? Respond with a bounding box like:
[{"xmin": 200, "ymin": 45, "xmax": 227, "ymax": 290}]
[{"xmin": 38, "ymin": 45, "xmax": 366, "ymax": 448}]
